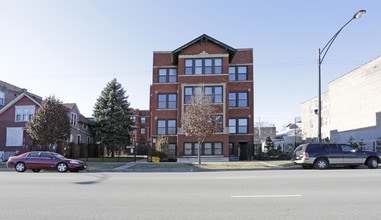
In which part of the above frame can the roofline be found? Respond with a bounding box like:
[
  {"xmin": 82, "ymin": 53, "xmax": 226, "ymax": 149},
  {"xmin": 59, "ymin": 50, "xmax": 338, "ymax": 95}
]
[
  {"xmin": 171, "ymin": 34, "xmax": 237, "ymax": 64},
  {"xmin": 0, "ymin": 93, "xmax": 41, "ymax": 115}
]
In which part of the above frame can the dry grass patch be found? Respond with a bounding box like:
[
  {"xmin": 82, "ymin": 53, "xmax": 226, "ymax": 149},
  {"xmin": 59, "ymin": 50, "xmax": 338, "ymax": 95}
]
[{"xmin": 132, "ymin": 161, "xmax": 294, "ymax": 170}]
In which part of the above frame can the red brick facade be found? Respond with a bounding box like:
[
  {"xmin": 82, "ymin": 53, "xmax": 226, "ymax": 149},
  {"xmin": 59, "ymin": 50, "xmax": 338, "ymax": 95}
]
[{"xmin": 145, "ymin": 34, "xmax": 254, "ymax": 161}]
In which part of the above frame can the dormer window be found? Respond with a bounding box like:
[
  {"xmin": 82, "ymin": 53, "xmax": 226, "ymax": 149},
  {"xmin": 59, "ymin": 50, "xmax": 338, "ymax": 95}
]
[{"xmin": 70, "ymin": 113, "xmax": 77, "ymax": 126}]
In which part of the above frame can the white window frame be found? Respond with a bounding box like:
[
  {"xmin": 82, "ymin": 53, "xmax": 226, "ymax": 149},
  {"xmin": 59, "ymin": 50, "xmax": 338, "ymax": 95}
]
[
  {"xmin": 6, "ymin": 127, "xmax": 23, "ymax": 147},
  {"xmin": 71, "ymin": 113, "xmax": 78, "ymax": 126},
  {"xmin": 15, "ymin": 105, "xmax": 35, "ymax": 122}
]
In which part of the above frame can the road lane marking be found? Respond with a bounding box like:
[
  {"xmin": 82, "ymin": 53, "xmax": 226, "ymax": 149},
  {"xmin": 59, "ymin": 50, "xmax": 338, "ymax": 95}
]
[{"xmin": 231, "ymin": 195, "xmax": 302, "ymax": 198}]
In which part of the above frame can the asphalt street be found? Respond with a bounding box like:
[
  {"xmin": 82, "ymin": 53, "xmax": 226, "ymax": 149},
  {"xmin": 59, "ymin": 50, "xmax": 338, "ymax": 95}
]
[{"xmin": 1, "ymin": 169, "xmax": 381, "ymax": 219}]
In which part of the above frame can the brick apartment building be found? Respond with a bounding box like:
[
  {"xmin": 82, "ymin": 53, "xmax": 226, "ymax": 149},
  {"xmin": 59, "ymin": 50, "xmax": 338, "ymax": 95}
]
[
  {"xmin": 147, "ymin": 34, "xmax": 254, "ymax": 162},
  {"xmin": 131, "ymin": 109, "xmax": 150, "ymax": 155}
]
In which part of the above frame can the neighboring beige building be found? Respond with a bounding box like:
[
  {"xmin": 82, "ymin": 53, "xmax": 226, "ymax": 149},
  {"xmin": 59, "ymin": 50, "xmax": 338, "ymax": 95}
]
[
  {"xmin": 301, "ymin": 56, "xmax": 381, "ymax": 149},
  {"xmin": 301, "ymin": 92, "xmax": 330, "ymax": 141}
]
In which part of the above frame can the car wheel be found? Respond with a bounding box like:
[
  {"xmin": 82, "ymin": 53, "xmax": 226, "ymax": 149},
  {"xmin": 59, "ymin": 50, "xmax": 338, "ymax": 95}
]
[
  {"xmin": 367, "ymin": 158, "xmax": 378, "ymax": 169},
  {"xmin": 32, "ymin": 169, "xmax": 41, "ymax": 172},
  {"xmin": 15, "ymin": 162, "xmax": 26, "ymax": 172},
  {"xmin": 314, "ymin": 158, "xmax": 329, "ymax": 169},
  {"xmin": 56, "ymin": 162, "xmax": 68, "ymax": 172}
]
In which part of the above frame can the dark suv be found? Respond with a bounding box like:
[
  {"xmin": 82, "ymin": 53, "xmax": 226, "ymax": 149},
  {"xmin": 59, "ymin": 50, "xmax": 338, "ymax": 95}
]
[{"xmin": 292, "ymin": 143, "xmax": 381, "ymax": 169}]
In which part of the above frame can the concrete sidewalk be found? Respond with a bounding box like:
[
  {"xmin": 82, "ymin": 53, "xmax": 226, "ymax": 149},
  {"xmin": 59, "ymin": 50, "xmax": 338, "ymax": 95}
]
[{"xmin": 112, "ymin": 159, "xmax": 148, "ymax": 171}]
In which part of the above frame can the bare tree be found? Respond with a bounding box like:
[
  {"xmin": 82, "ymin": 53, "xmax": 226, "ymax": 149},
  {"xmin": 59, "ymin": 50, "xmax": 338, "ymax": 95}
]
[{"xmin": 181, "ymin": 92, "xmax": 222, "ymax": 164}]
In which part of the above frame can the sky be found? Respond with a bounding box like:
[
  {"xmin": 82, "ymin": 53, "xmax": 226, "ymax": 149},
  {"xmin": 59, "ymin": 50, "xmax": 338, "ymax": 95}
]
[{"xmin": 1, "ymin": 0, "xmax": 380, "ymax": 131}]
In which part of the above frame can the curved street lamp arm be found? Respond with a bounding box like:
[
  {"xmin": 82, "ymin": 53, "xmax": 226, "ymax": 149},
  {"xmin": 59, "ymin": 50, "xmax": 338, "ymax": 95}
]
[
  {"xmin": 319, "ymin": 18, "xmax": 354, "ymax": 64},
  {"xmin": 319, "ymin": 10, "xmax": 366, "ymax": 64}
]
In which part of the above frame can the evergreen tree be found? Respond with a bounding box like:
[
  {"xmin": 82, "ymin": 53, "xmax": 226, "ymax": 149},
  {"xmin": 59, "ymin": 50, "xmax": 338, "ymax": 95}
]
[
  {"xmin": 26, "ymin": 96, "xmax": 71, "ymax": 149},
  {"xmin": 264, "ymin": 136, "xmax": 275, "ymax": 155},
  {"xmin": 93, "ymin": 79, "xmax": 133, "ymax": 157},
  {"xmin": 181, "ymin": 92, "xmax": 222, "ymax": 164}
]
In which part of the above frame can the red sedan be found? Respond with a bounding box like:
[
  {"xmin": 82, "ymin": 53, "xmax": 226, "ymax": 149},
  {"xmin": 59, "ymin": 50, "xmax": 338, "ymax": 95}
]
[{"xmin": 6, "ymin": 151, "xmax": 87, "ymax": 172}]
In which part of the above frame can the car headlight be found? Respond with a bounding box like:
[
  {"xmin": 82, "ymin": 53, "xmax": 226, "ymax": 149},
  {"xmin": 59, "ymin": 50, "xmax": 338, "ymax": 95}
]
[{"xmin": 69, "ymin": 160, "xmax": 80, "ymax": 165}]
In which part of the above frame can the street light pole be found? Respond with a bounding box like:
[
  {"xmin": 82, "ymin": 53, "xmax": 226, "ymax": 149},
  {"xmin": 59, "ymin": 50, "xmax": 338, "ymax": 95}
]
[{"xmin": 317, "ymin": 9, "xmax": 366, "ymax": 142}]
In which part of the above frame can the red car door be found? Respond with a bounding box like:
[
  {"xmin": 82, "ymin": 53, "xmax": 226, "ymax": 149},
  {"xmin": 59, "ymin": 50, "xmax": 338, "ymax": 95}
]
[
  {"xmin": 24, "ymin": 152, "xmax": 41, "ymax": 169},
  {"xmin": 38, "ymin": 152, "xmax": 57, "ymax": 169}
]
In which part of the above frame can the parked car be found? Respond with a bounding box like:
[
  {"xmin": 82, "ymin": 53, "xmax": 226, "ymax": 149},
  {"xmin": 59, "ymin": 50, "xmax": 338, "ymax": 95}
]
[
  {"xmin": 6, "ymin": 151, "xmax": 87, "ymax": 172},
  {"xmin": 292, "ymin": 143, "xmax": 381, "ymax": 169}
]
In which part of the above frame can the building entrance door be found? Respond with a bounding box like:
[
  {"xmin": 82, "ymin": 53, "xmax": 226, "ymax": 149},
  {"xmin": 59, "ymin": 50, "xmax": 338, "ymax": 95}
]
[{"xmin": 239, "ymin": 142, "xmax": 248, "ymax": 160}]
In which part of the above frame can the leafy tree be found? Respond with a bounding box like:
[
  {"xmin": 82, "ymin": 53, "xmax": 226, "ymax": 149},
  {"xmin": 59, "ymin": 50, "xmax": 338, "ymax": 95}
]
[
  {"xmin": 181, "ymin": 92, "xmax": 222, "ymax": 165},
  {"xmin": 26, "ymin": 96, "xmax": 71, "ymax": 149},
  {"xmin": 357, "ymin": 139, "xmax": 367, "ymax": 150},
  {"xmin": 93, "ymin": 79, "xmax": 134, "ymax": 157}
]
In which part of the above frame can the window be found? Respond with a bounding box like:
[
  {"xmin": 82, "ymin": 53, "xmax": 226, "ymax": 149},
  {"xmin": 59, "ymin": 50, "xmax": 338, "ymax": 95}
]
[
  {"xmin": 214, "ymin": 59, "xmax": 222, "ymax": 74},
  {"xmin": 214, "ymin": 143, "xmax": 222, "ymax": 155},
  {"xmin": 204, "ymin": 59, "xmax": 212, "ymax": 74},
  {"xmin": 184, "ymin": 86, "xmax": 223, "ymax": 104},
  {"xmin": 229, "ymin": 118, "xmax": 248, "ymax": 134},
  {"xmin": 205, "ymin": 86, "xmax": 222, "ymax": 103},
  {"xmin": 82, "ymin": 123, "xmax": 88, "ymax": 130},
  {"xmin": 77, "ymin": 135, "xmax": 81, "ymax": 144},
  {"xmin": 39, "ymin": 152, "xmax": 51, "ymax": 158},
  {"xmin": 0, "ymin": 91, "xmax": 4, "ymax": 106},
  {"xmin": 157, "ymin": 119, "xmax": 176, "ymax": 135},
  {"xmin": 195, "ymin": 59, "xmax": 202, "ymax": 75},
  {"xmin": 184, "ymin": 143, "xmax": 193, "ymax": 156},
  {"xmin": 27, "ymin": 152, "xmax": 39, "ymax": 157},
  {"xmin": 158, "ymin": 68, "xmax": 177, "ymax": 83},
  {"xmin": 184, "ymin": 58, "xmax": 223, "ymax": 75},
  {"xmin": 131, "ymin": 116, "xmax": 136, "ymax": 123},
  {"xmin": 340, "ymin": 144, "xmax": 354, "ymax": 152},
  {"xmin": 204, "ymin": 143, "xmax": 212, "ymax": 155},
  {"xmin": 70, "ymin": 113, "xmax": 77, "ymax": 126},
  {"xmin": 158, "ymin": 94, "xmax": 177, "ymax": 109},
  {"xmin": 183, "ymin": 142, "xmax": 223, "ymax": 156},
  {"xmin": 140, "ymin": 128, "xmax": 146, "ymax": 135},
  {"xmin": 6, "ymin": 127, "xmax": 23, "ymax": 146},
  {"xmin": 15, "ymin": 106, "xmax": 35, "ymax": 122},
  {"xmin": 229, "ymin": 66, "xmax": 248, "ymax": 81},
  {"xmin": 185, "ymin": 60, "xmax": 193, "ymax": 75},
  {"xmin": 141, "ymin": 117, "xmax": 146, "ymax": 124},
  {"xmin": 229, "ymin": 92, "xmax": 248, "ymax": 107}
]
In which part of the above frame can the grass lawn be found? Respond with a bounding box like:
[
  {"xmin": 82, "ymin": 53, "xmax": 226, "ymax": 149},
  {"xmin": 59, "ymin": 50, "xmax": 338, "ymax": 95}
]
[{"xmin": 1, "ymin": 158, "xmax": 295, "ymax": 171}]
